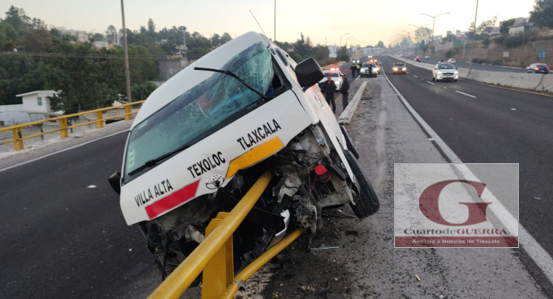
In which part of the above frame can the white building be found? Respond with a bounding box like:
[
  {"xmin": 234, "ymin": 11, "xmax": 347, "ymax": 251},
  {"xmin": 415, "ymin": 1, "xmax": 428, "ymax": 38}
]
[
  {"xmin": 93, "ymin": 41, "xmax": 109, "ymax": 49},
  {"xmin": 60, "ymin": 30, "xmax": 88, "ymax": 42},
  {"xmin": 328, "ymin": 45, "xmax": 338, "ymax": 58},
  {"xmin": 509, "ymin": 23, "xmax": 535, "ymax": 35}
]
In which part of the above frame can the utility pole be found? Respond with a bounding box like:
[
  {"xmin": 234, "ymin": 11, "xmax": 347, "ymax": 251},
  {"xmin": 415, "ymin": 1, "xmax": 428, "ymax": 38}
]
[
  {"xmin": 469, "ymin": 0, "xmax": 479, "ymax": 70},
  {"xmin": 120, "ymin": 0, "xmax": 132, "ymax": 102}
]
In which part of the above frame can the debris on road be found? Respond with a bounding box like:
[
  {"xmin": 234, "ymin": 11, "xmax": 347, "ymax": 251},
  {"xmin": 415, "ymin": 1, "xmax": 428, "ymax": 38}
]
[{"xmin": 415, "ymin": 275, "xmax": 421, "ymax": 282}]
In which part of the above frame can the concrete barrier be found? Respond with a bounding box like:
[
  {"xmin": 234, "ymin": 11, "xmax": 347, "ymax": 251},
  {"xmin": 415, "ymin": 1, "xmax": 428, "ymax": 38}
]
[
  {"xmin": 339, "ymin": 81, "xmax": 368, "ymax": 125},
  {"xmin": 537, "ymin": 75, "xmax": 553, "ymax": 92}
]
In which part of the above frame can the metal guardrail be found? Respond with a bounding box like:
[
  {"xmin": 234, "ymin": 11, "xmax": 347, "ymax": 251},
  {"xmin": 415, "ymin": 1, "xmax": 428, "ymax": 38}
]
[
  {"xmin": 147, "ymin": 172, "xmax": 306, "ymax": 299},
  {"xmin": 0, "ymin": 101, "xmax": 145, "ymax": 151}
]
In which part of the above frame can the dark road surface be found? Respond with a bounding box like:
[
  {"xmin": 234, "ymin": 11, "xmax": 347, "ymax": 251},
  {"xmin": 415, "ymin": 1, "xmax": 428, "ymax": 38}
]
[
  {"xmin": 381, "ymin": 54, "xmax": 553, "ymax": 291},
  {"xmin": 0, "ymin": 133, "xmax": 157, "ymax": 298}
]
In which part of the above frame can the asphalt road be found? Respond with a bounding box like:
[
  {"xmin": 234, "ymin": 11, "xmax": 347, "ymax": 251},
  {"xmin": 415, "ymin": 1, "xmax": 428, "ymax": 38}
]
[
  {"xmin": 381, "ymin": 55, "xmax": 553, "ymax": 291},
  {"xmin": 0, "ymin": 133, "xmax": 159, "ymax": 298},
  {"xmin": 398, "ymin": 54, "xmax": 530, "ymax": 73}
]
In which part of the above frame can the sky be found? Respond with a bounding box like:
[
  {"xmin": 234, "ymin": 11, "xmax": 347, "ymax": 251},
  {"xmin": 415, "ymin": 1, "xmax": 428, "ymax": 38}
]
[{"xmin": 4, "ymin": 0, "xmax": 536, "ymax": 47}]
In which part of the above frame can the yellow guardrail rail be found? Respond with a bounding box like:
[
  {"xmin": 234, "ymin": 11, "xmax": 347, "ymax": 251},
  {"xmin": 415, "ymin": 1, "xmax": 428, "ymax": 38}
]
[
  {"xmin": 0, "ymin": 100, "xmax": 145, "ymax": 151},
  {"xmin": 148, "ymin": 172, "xmax": 306, "ymax": 299}
]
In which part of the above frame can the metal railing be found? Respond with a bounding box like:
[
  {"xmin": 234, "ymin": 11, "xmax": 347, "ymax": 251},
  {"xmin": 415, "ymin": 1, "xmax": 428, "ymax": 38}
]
[
  {"xmin": 0, "ymin": 101, "xmax": 145, "ymax": 151},
  {"xmin": 147, "ymin": 172, "xmax": 306, "ymax": 299}
]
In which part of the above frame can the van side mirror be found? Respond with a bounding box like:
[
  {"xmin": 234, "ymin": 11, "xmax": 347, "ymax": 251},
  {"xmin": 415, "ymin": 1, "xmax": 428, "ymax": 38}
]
[
  {"xmin": 295, "ymin": 58, "xmax": 324, "ymax": 89},
  {"xmin": 108, "ymin": 172, "xmax": 121, "ymax": 195}
]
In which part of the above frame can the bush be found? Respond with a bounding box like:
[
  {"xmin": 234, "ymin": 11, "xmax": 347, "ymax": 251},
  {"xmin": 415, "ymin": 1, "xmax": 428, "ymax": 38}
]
[
  {"xmin": 482, "ymin": 38, "xmax": 490, "ymax": 46},
  {"xmin": 504, "ymin": 35, "xmax": 523, "ymax": 48},
  {"xmin": 493, "ymin": 36, "xmax": 505, "ymax": 44}
]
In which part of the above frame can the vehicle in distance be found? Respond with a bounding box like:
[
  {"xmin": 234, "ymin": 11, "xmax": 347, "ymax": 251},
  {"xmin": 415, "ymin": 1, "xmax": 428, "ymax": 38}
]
[
  {"xmin": 526, "ymin": 63, "xmax": 549, "ymax": 74},
  {"xmin": 318, "ymin": 68, "xmax": 344, "ymax": 91},
  {"xmin": 425, "ymin": 55, "xmax": 430, "ymax": 60},
  {"xmin": 432, "ymin": 63, "xmax": 458, "ymax": 82},
  {"xmin": 392, "ymin": 62, "xmax": 407, "ymax": 74},
  {"xmin": 415, "ymin": 56, "xmax": 422, "ymax": 62},
  {"xmin": 447, "ymin": 58, "xmax": 456, "ymax": 64},
  {"xmin": 108, "ymin": 31, "xmax": 380, "ymax": 282},
  {"xmin": 360, "ymin": 63, "xmax": 378, "ymax": 78}
]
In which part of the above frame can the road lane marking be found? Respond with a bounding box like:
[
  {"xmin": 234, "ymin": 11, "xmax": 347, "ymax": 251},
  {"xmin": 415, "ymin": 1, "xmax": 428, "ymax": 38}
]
[
  {"xmin": 456, "ymin": 91, "xmax": 476, "ymax": 98},
  {"xmin": 512, "ymin": 108, "xmax": 517, "ymax": 111},
  {"xmin": 0, "ymin": 129, "xmax": 130, "ymax": 173},
  {"xmin": 382, "ymin": 70, "xmax": 553, "ymax": 287},
  {"xmin": 426, "ymin": 81, "xmax": 435, "ymax": 85},
  {"xmin": 413, "ymin": 75, "xmax": 418, "ymax": 78}
]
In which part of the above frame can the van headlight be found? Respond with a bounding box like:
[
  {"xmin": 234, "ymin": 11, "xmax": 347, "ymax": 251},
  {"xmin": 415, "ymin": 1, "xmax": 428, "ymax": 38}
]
[
  {"xmin": 393, "ymin": 67, "xmax": 398, "ymax": 71},
  {"xmin": 402, "ymin": 67, "xmax": 407, "ymax": 71}
]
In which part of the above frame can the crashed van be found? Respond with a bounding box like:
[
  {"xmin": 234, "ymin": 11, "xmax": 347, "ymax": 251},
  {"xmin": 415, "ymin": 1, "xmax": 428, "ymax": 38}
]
[{"xmin": 108, "ymin": 31, "xmax": 379, "ymax": 280}]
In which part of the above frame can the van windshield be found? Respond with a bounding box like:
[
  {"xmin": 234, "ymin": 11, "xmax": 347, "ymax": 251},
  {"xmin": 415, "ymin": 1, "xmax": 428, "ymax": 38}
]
[{"xmin": 124, "ymin": 42, "xmax": 275, "ymax": 178}]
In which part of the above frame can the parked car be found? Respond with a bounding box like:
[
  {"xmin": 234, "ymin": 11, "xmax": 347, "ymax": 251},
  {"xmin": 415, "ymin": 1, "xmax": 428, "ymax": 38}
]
[
  {"xmin": 432, "ymin": 63, "xmax": 459, "ymax": 82},
  {"xmin": 318, "ymin": 69, "xmax": 344, "ymax": 91},
  {"xmin": 360, "ymin": 63, "xmax": 378, "ymax": 77},
  {"xmin": 392, "ymin": 62, "xmax": 407, "ymax": 74},
  {"xmin": 447, "ymin": 58, "xmax": 457, "ymax": 64},
  {"xmin": 526, "ymin": 63, "xmax": 549, "ymax": 74}
]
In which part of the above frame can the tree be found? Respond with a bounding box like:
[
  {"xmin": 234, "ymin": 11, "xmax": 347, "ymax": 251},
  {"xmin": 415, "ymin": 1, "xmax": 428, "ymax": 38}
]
[
  {"xmin": 148, "ymin": 18, "xmax": 156, "ymax": 33},
  {"xmin": 211, "ymin": 33, "xmax": 220, "ymax": 46},
  {"xmin": 50, "ymin": 27, "xmax": 60, "ymax": 37},
  {"xmin": 530, "ymin": 0, "xmax": 553, "ymax": 28},
  {"xmin": 131, "ymin": 81, "xmax": 157, "ymax": 101},
  {"xmin": 17, "ymin": 29, "xmax": 52, "ymax": 52},
  {"xmin": 220, "ymin": 32, "xmax": 232, "ymax": 44},
  {"xmin": 415, "ymin": 27, "xmax": 432, "ymax": 41},
  {"xmin": 500, "ymin": 18, "xmax": 516, "ymax": 34},
  {"xmin": 376, "ymin": 40, "xmax": 384, "ymax": 48},
  {"xmin": 92, "ymin": 33, "xmax": 105, "ymax": 41}
]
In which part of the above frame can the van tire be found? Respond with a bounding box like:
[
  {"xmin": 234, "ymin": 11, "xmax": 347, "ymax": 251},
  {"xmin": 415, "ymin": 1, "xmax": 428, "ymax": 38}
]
[{"xmin": 344, "ymin": 150, "xmax": 379, "ymax": 218}]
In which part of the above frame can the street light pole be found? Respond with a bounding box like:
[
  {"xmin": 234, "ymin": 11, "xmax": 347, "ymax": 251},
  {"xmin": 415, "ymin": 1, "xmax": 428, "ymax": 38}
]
[
  {"xmin": 469, "ymin": 0, "xmax": 479, "ymax": 70},
  {"xmin": 120, "ymin": 0, "xmax": 132, "ymax": 103},
  {"xmin": 340, "ymin": 33, "xmax": 349, "ymax": 47},
  {"xmin": 421, "ymin": 12, "xmax": 449, "ymax": 43}
]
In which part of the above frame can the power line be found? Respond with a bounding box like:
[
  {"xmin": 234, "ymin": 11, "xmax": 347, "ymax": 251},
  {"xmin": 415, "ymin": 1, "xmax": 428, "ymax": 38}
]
[{"xmin": 0, "ymin": 51, "xmax": 205, "ymax": 60}]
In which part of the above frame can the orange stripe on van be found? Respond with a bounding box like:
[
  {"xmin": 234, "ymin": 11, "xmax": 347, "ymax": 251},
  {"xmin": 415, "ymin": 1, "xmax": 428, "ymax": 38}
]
[{"xmin": 226, "ymin": 136, "xmax": 284, "ymax": 179}]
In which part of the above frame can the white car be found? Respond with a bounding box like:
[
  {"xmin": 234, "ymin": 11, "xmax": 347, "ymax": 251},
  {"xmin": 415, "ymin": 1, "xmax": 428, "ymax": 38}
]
[
  {"xmin": 432, "ymin": 63, "xmax": 459, "ymax": 82},
  {"xmin": 318, "ymin": 69, "xmax": 343, "ymax": 91},
  {"xmin": 425, "ymin": 56, "xmax": 430, "ymax": 60},
  {"xmin": 447, "ymin": 58, "xmax": 456, "ymax": 64}
]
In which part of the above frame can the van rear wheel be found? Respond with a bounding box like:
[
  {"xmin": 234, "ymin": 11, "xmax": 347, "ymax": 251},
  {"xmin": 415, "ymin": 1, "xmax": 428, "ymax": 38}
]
[{"xmin": 343, "ymin": 150, "xmax": 379, "ymax": 218}]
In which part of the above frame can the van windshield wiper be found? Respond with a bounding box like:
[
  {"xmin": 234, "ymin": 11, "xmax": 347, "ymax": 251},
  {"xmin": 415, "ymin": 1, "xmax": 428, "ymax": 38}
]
[
  {"xmin": 194, "ymin": 67, "xmax": 270, "ymax": 101},
  {"xmin": 128, "ymin": 143, "xmax": 191, "ymax": 176}
]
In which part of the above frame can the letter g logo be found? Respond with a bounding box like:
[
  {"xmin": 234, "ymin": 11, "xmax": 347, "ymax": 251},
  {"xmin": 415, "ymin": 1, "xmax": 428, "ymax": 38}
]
[{"xmin": 419, "ymin": 180, "xmax": 492, "ymax": 226}]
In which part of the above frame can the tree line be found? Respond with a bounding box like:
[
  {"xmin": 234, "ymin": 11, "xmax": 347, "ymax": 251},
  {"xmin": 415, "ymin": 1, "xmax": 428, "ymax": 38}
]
[{"xmin": 0, "ymin": 6, "xmax": 233, "ymax": 114}]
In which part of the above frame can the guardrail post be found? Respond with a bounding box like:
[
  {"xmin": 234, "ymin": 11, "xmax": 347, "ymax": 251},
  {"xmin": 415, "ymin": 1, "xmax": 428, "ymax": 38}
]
[
  {"xmin": 59, "ymin": 118, "xmax": 69, "ymax": 139},
  {"xmin": 202, "ymin": 212, "xmax": 233, "ymax": 299},
  {"xmin": 96, "ymin": 111, "xmax": 104, "ymax": 129},
  {"xmin": 124, "ymin": 105, "xmax": 132, "ymax": 121},
  {"xmin": 12, "ymin": 128, "xmax": 23, "ymax": 151}
]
